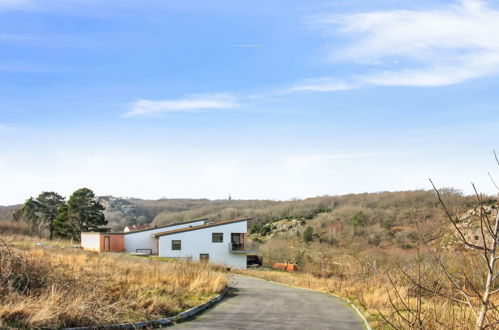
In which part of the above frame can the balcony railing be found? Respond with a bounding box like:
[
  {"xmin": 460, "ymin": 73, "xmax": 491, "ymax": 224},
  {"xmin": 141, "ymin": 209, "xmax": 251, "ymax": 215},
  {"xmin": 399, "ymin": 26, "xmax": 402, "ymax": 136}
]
[{"xmin": 229, "ymin": 242, "xmax": 260, "ymax": 253}]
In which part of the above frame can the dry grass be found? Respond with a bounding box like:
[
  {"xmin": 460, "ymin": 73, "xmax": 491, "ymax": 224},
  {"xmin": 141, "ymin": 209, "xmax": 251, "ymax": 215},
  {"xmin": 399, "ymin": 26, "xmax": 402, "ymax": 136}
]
[
  {"xmin": 0, "ymin": 221, "xmax": 31, "ymax": 236},
  {"xmin": 0, "ymin": 235, "xmax": 227, "ymax": 329},
  {"xmin": 238, "ymin": 249, "xmax": 498, "ymax": 329}
]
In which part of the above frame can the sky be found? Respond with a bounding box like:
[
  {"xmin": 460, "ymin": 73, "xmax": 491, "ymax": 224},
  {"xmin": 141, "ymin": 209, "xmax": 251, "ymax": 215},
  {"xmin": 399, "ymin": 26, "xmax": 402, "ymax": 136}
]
[{"xmin": 1, "ymin": 0, "xmax": 499, "ymax": 205}]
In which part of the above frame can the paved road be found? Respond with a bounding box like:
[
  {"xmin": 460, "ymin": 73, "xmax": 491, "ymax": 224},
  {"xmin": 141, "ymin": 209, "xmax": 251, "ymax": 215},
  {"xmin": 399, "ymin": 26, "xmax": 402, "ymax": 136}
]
[{"xmin": 175, "ymin": 274, "xmax": 366, "ymax": 330}]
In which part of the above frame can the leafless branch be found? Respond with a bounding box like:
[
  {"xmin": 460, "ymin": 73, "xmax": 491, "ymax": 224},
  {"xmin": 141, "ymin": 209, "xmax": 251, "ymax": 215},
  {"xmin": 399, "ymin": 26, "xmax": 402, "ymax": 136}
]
[{"xmin": 430, "ymin": 179, "xmax": 487, "ymax": 251}]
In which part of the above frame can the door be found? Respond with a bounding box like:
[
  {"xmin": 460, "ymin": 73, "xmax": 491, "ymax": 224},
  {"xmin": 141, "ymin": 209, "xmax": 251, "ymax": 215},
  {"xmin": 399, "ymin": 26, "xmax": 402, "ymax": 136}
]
[
  {"xmin": 104, "ymin": 236, "xmax": 110, "ymax": 252},
  {"xmin": 231, "ymin": 233, "xmax": 242, "ymax": 250},
  {"xmin": 231, "ymin": 233, "xmax": 241, "ymax": 244}
]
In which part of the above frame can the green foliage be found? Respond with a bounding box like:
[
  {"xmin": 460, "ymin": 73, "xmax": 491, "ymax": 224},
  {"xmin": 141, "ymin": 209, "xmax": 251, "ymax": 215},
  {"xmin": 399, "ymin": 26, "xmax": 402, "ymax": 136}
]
[
  {"xmin": 54, "ymin": 188, "xmax": 107, "ymax": 240},
  {"xmin": 348, "ymin": 211, "xmax": 367, "ymax": 228},
  {"xmin": 35, "ymin": 192, "xmax": 65, "ymax": 239},
  {"xmin": 259, "ymin": 224, "xmax": 273, "ymax": 236},
  {"xmin": 303, "ymin": 226, "xmax": 314, "ymax": 243},
  {"xmin": 17, "ymin": 192, "xmax": 65, "ymax": 239},
  {"xmin": 54, "ymin": 204, "xmax": 72, "ymax": 239},
  {"xmin": 250, "ymin": 223, "xmax": 261, "ymax": 234}
]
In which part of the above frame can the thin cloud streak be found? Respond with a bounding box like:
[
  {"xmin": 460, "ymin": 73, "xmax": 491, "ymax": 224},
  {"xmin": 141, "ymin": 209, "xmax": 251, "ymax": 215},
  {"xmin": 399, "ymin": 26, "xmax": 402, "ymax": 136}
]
[
  {"xmin": 125, "ymin": 93, "xmax": 239, "ymax": 117},
  {"xmin": 305, "ymin": 0, "xmax": 499, "ymax": 88},
  {"xmin": 286, "ymin": 78, "xmax": 357, "ymax": 93}
]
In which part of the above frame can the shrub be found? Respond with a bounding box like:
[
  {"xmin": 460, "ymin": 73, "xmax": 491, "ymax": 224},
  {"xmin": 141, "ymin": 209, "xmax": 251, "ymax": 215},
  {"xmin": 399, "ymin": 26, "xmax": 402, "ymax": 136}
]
[
  {"xmin": 303, "ymin": 226, "xmax": 314, "ymax": 243},
  {"xmin": 349, "ymin": 211, "xmax": 367, "ymax": 227}
]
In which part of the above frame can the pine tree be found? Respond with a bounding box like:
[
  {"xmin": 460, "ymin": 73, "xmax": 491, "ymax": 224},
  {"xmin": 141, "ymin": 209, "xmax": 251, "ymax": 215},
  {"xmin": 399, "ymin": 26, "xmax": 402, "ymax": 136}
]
[
  {"xmin": 54, "ymin": 203, "xmax": 73, "ymax": 238},
  {"xmin": 19, "ymin": 193, "xmax": 65, "ymax": 239},
  {"xmin": 35, "ymin": 192, "xmax": 65, "ymax": 239},
  {"xmin": 54, "ymin": 188, "xmax": 107, "ymax": 240}
]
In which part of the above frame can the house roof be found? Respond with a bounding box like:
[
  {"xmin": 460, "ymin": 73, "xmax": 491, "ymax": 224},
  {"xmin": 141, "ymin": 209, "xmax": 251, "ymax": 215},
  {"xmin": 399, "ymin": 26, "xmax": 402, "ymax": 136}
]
[
  {"xmin": 81, "ymin": 232, "xmax": 124, "ymax": 235},
  {"xmin": 123, "ymin": 218, "xmax": 208, "ymax": 235},
  {"xmin": 152, "ymin": 218, "xmax": 251, "ymax": 237},
  {"xmin": 125, "ymin": 224, "xmax": 151, "ymax": 231}
]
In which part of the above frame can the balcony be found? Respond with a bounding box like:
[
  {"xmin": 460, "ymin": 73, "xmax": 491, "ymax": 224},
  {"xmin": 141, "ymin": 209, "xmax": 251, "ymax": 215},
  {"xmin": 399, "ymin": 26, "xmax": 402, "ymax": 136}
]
[{"xmin": 229, "ymin": 241, "xmax": 260, "ymax": 254}]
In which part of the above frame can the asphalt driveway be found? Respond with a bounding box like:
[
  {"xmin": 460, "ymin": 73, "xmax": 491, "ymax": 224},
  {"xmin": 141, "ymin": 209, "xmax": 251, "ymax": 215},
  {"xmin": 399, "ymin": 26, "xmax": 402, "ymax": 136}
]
[{"xmin": 175, "ymin": 274, "xmax": 367, "ymax": 330}]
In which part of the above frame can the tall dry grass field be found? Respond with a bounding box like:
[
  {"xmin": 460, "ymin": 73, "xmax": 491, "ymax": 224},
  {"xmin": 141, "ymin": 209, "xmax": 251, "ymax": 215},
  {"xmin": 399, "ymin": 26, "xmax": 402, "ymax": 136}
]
[
  {"xmin": 0, "ymin": 236, "xmax": 227, "ymax": 328},
  {"xmin": 0, "ymin": 221, "xmax": 31, "ymax": 236}
]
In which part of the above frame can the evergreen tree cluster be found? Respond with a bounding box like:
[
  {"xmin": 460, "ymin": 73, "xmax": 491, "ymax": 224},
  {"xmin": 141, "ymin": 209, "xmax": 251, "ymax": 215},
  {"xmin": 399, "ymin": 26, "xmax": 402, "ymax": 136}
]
[{"xmin": 14, "ymin": 188, "xmax": 107, "ymax": 241}]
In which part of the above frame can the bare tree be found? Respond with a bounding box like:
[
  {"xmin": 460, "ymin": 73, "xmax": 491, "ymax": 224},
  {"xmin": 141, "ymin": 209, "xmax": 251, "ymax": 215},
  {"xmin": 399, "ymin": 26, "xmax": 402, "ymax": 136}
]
[
  {"xmin": 382, "ymin": 152, "xmax": 499, "ymax": 329},
  {"xmin": 428, "ymin": 152, "xmax": 499, "ymax": 329}
]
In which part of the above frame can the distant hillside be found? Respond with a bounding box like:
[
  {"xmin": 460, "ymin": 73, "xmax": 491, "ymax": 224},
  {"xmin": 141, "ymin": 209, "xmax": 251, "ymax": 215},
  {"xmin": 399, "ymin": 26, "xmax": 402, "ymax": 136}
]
[
  {"xmin": 0, "ymin": 205, "xmax": 21, "ymax": 222},
  {"xmin": 249, "ymin": 190, "xmax": 479, "ymax": 250},
  {"xmin": 2, "ymin": 190, "xmax": 490, "ymax": 236}
]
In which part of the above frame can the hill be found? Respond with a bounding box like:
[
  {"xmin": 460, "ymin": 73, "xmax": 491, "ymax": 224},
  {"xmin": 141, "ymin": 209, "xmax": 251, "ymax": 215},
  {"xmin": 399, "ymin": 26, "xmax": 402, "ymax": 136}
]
[{"xmin": 0, "ymin": 205, "xmax": 21, "ymax": 222}]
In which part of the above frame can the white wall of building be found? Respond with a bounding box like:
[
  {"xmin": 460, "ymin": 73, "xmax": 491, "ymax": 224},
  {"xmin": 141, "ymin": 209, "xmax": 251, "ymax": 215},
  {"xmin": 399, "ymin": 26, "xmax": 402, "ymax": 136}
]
[
  {"xmin": 158, "ymin": 221, "xmax": 248, "ymax": 269},
  {"xmin": 124, "ymin": 220, "xmax": 205, "ymax": 254},
  {"xmin": 81, "ymin": 233, "xmax": 100, "ymax": 251}
]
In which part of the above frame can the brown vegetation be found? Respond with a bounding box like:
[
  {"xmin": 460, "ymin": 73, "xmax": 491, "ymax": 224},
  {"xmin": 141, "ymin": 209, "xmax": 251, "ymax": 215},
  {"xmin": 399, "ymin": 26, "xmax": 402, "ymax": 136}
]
[
  {"xmin": 0, "ymin": 221, "xmax": 31, "ymax": 236},
  {"xmin": 237, "ymin": 190, "xmax": 498, "ymax": 329},
  {"xmin": 240, "ymin": 249, "xmax": 497, "ymax": 329},
  {"xmin": 0, "ymin": 236, "xmax": 227, "ymax": 329}
]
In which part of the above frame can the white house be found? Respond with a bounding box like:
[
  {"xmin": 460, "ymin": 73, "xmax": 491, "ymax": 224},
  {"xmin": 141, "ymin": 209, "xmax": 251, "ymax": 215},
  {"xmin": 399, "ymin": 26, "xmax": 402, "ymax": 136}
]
[
  {"xmin": 153, "ymin": 218, "xmax": 257, "ymax": 269},
  {"xmin": 123, "ymin": 218, "xmax": 207, "ymax": 254}
]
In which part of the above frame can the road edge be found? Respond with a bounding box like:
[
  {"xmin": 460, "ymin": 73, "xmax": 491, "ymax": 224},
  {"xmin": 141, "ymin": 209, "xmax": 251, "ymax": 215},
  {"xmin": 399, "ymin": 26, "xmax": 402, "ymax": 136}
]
[
  {"xmin": 64, "ymin": 288, "xmax": 229, "ymax": 330},
  {"xmin": 237, "ymin": 274, "xmax": 372, "ymax": 330}
]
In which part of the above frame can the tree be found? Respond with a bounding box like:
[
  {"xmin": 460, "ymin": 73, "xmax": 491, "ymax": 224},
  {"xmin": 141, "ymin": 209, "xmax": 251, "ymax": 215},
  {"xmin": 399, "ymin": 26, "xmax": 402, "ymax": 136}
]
[
  {"xmin": 35, "ymin": 192, "xmax": 65, "ymax": 240},
  {"xmin": 20, "ymin": 197, "xmax": 42, "ymax": 235},
  {"xmin": 18, "ymin": 192, "xmax": 65, "ymax": 239},
  {"xmin": 383, "ymin": 152, "xmax": 499, "ymax": 329},
  {"xmin": 55, "ymin": 188, "xmax": 106, "ymax": 240},
  {"xmin": 53, "ymin": 204, "xmax": 73, "ymax": 239}
]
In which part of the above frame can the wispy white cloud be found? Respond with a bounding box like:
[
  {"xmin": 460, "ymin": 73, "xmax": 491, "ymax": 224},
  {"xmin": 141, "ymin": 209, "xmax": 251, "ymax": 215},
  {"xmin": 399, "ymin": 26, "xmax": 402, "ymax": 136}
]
[
  {"xmin": 305, "ymin": 0, "xmax": 499, "ymax": 88},
  {"xmin": 125, "ymin": 93, "xmax": 239, "ymax": 117},
  {"xmin": 286, "ymin": 78, "xmax": 357, "ymax": 92}
]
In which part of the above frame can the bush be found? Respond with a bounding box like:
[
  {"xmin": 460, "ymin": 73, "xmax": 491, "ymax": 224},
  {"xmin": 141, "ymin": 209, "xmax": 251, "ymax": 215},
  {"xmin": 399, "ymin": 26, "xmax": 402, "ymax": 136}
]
[
  {"xmin": 368, "ymin": 233, "xmax": 381, "ymax": 246},
  {"xmin": 303, "ymin": 226, "xmax": 314, "ymax": 243},
  {"xmin": 394, "ymin": 230, "xmax": 419, "ymax": 249},
  {"xmin": 349, "ymin": 211, "xmax": 367, "ymax": 227}
]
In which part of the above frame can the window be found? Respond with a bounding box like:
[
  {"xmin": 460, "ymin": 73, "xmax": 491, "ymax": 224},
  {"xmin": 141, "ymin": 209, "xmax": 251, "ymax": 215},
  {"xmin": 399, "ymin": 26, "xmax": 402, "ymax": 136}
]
[
  {"xmin": 200, "ymin": 254, "xmax": 209, "ymax": 262},
  {"xmin": 172, "ymin": 240, "xmax": 181, "ymax": 250},
  {"xmin": 212, "ymin": 233, "xmax": 223, "ymax": 243}
]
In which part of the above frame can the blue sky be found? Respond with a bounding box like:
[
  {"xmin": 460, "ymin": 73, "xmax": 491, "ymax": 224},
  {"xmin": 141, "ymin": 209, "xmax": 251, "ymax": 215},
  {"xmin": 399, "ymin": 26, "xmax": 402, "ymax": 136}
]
[{"xmin": 1, "ymin": 0, "xmax": 499, "ymax": 204}]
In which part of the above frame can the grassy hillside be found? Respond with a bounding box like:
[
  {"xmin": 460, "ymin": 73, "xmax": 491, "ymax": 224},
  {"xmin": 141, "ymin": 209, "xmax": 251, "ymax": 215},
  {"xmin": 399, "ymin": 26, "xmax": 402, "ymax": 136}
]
[
  {"xmin": 239, "ymin": 191, "xmax": 498, "ymax": 329},
  {"xmin": 0, "ymin": 234, "xmax": 227, "ymax": 328}
]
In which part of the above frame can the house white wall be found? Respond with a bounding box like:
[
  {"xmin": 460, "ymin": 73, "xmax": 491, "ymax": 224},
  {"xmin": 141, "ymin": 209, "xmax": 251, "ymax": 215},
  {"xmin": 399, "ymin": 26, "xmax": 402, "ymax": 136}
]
[
  {"xmin": 81, "ymin": 233, "xmax": 100, "ymax": 252},
  {"xmin": 157, "ymin": 221, "xmax": 248, "ymax": 269},
  {"xmin": 124, "ymin": 220, "xmax": 205, "ymax": 254}
]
